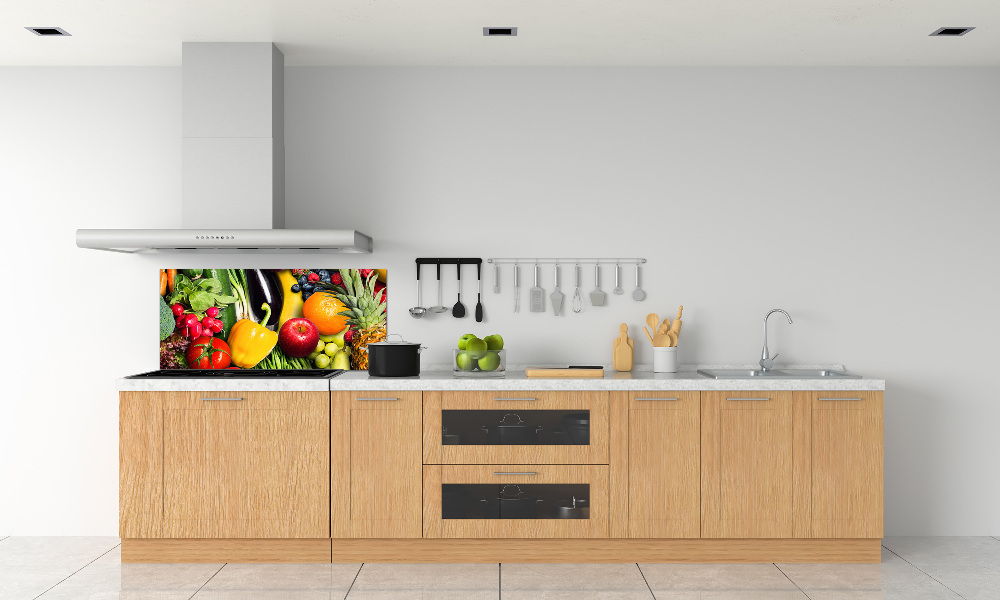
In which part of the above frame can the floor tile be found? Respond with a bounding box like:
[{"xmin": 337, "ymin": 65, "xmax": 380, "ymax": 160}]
[
  {"xmin": 501, "ymin": 563, "xmax": 652, "ymax": 599},
  {"xmin": 778, "ymin": 548, "xmax": 964, "ymax": 600},
  {"xmin": 194, "ymin": 592, "xmax": 335, "ymax": 600},
  {"xmin": 776, "ymin": 561, "xmax": 884, "ymax": 590},
  {"xmin": 121, "ymin": 562, "xmax": 225, "ymax": 591},
  {"xmin": 0, "ymin": 564, "xmax": 81, "ymax": 600},
  {"xmin": 347, "ymin": 563, "xmax": 499, "ymax": 600},
  {"xmin": 919, "ymin": 568, "xmax": 1000, "ymax": 600},
  {"xmin": 202, "ymin": 563, "xmax": 360, "ymax": 592},
  {"xmin": 639, "ymin": 563, "xmax": 799, "ymax": 592},
  {"xmin": 0, "ymin": 536, "xmax": 120, "ymax": 568},
  {"xmin": 883, "ymin": 536, "xmax": 1000, "ymax": 571},
  {"xmin": 346, "ymin": 592, "xmax": 496, "ymax": 600},
  {"xmin": 693, "ymin": 593, "xmax": 808, "ymax": 600}
]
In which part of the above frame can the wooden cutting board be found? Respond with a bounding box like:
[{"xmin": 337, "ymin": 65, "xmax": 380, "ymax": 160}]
[{"xmin": 525, "ymin": 367, "xmax": 605, "ymax": 378}]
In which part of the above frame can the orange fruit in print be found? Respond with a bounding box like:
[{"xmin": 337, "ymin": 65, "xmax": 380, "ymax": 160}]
[{"xmin": 302, "ymin": 292, "xmax": 348, "ymax": 335}]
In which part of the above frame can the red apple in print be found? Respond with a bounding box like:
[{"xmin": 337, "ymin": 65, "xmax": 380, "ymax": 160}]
[{"xmin": 279, "ymin": 318, "xmax": 320, "ymax": 358}]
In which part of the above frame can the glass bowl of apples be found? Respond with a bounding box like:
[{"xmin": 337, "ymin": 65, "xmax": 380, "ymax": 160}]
[{"xmin": 454, "ymin": 333, "xmax": 505, "ymax": 377}]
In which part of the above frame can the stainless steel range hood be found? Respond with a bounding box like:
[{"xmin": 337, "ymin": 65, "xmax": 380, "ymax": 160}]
[{"xmin": 76, "ymin": 43, "xmax": 372, "ymax": 254}]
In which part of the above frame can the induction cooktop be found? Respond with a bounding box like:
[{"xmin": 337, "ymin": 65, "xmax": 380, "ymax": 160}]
[{"xmin": 127, "ymin": 369, "xmax": 345, "ymax": 379}]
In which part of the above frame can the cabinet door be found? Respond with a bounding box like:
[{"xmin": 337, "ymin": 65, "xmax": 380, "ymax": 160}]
[
  {"xmin": 804, "ymin": 391, "xmax": 883, "ymax": 538},
  {"xmin": 120, "ymin": 392, "xmax": 164, "ymax": 538},
  {"xmin": 627, "ymin": 392, "xmax": 700, "ymax": 538},
  {"xmin": 331, "ymin": 391, "xmax": 422, "ymax": 538},
  {"xmin": 161, "ymin": 391, "xmax": 329, "ymax": 539},
  {"xmin": 702, "ymin": 391, "xmax": 793, "ymax": 538}
]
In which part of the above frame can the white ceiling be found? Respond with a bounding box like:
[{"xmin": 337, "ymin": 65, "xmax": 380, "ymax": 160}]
[{"xmin": 2, "ymin": 0, "xmax": 998, "ymax": 66}]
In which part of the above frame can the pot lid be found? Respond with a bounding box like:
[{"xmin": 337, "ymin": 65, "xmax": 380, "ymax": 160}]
[{"xmin": 368, "ymin": 334, "xmax": 421, "ymax": 346}]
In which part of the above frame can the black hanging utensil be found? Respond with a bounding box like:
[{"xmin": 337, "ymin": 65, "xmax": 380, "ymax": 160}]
[
  {"xmin": 475, "ymin": 262, "xmax": 484, "ymax": 322},
  {"xmin": 452, "ymin": 262, "xmax": 467, "ymax": 318}
]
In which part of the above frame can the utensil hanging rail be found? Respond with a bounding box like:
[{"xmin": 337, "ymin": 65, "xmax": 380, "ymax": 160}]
[{"xmin": 487, "ymin": 258, "xmax": 646, "ymax": 265}]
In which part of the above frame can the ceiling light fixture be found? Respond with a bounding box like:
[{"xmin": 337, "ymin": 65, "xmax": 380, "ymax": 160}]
[
  {"xmin": 929, "ymin": 27, "xmax": 975, "ymax": 36},
  {"xmin": 483, "ymin": 27, "xmax": 517, "ymax": 36},
  {"xmin": 25, "ymin": 26, "xmax": 71, "ymax": 36}
]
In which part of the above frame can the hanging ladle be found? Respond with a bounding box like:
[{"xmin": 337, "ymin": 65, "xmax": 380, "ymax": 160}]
[{"xmin": 409, "ymin": 262, "xmax": 426, "ymax": 318}]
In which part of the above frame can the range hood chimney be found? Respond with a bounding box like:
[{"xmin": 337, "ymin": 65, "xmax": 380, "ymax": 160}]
[{"xmin": 76, "ymin": 42, "xmax": 373, "ymax": 254}]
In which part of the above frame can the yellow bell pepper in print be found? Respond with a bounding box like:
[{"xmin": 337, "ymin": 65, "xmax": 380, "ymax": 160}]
[{"xmin": 227, "ymin": 303, "xmax": 278, "ymax": 368}]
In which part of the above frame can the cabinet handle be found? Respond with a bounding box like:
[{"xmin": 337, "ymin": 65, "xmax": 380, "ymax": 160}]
[
  {"xmin": 636, "ymin": 397, "xmax": 679, "ymax": 401},
  {"xmin": 493, "ymin": 472, "xmax": 537, "ymax": 476},
  {"xmin": 819, "ymin": 397, "xmax": 863, "ymax": 402},
  {"xmin": 727, "ymin": 397, "xmax": 770, "ymax": 402},
  {"xmin": 357, "ymin": 397, "xmax": 399, "ymax": 401},
  {"xmin": 200, "ymin": 397, "xmax": 243, "ymax": 402},
  {"xmin": 494, "ymin": 397, "xmax": 537, "ymax": 402}
]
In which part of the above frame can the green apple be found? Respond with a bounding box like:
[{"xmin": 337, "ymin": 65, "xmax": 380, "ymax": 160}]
[
  {"xmin": 457, "ymin": 334, "xmax": 478, "ymax": 351},
  {"xmin": 465, "ymin": 337, "xmax": 488, "ymax": 359},
  {"xmin": 455, "ymin": 351, "xmax": 476, "ymax": 371},
  {"xmin": 483, "ymin": 334, "xmax": 504, "ymax": 351},
  {"xmin": 332, "ymin": 350, "xmax": 350, "ymax": 370},
  {"xmin": 478, "ymin": 351, "xmax": 501, "ymax": 371}
]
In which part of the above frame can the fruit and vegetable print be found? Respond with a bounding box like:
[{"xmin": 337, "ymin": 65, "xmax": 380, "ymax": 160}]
[{"xmin": 159, "ymin": 268, "xmax": 387, "ymax": 370}]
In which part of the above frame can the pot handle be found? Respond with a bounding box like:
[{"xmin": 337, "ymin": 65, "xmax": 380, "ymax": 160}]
[
  {"xmin": 385, "ymin": 333, "xmax": 405, "ymax": 343},
  {"xmin": 418, "ymin": 346, "xmax": 426, "ymax": 354},
  {"xmin": 500, "ymin": 413, "xmax": 524, "ymax": 425}
]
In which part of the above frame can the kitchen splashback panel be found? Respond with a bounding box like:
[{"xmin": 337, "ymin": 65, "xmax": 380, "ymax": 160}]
[{"xmin": 159, "ymin": 268, "xmax": 387, "ymax": 370}]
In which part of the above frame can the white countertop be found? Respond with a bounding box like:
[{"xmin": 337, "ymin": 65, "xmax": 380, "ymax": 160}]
[{"xmin": 117, "ymin": 365, "xmax": 884, "ymax": 392}]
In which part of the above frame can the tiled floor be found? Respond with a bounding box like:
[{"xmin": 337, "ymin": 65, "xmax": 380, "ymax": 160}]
[{"xmin": 0, "ymin": 537, "xmax": 997, "ymax": 599}]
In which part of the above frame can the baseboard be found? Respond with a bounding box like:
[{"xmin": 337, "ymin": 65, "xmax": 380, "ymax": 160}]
[{"xmin": 122, "ymin": 537, "xmax": 880, "ymax": 563}]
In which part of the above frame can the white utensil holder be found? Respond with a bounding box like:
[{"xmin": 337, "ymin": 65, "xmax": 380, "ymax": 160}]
[{"xmin": 653, "ymin": 347, "xmax": 678, "ymax": 373}]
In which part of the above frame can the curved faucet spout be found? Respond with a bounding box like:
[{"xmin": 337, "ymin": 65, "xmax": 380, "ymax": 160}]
[{"xmin": 760, "ymin": 309, "xmax": 793, "ymax": 371}]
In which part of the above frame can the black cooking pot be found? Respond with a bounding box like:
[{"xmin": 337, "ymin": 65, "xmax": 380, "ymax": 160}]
[
  {"xmin": 498, "ymin": 484, "xmax": 541, "ymax": 519},
  {"xmin": 367, "ymin": 335, "xmax": 425, "ymax": 377},
  {"xmin": 481, "ymin": 413, "xmax": 543, "ymax": 445}
]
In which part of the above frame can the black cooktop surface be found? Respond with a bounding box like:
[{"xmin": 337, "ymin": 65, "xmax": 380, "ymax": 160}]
[{"xmin": 128, "ymin": 369, "xmax": 345, "ymax": 379}]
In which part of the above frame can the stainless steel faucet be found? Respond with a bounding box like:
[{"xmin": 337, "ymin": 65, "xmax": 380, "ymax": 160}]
[{"xmin": 760, "ymin": 308, "xmax": 793, "ymax": 372}]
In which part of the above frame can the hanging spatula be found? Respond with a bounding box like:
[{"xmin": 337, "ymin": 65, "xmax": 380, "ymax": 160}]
[
  {"xmin": 529, "ymin": 264, "xmax": 545, "ymax": 312},
  {"xmin": 550, "ymin": 265, "xmax": 565, "ymax": 316},
  {"xmin": 589, "ymin": 264, "xmax": 607, "ymax": 306}
]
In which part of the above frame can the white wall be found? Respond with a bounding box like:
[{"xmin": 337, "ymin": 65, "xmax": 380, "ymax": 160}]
[{"xmin": 1, "ymin": 66, "xmax": 998, "ymax": 536}]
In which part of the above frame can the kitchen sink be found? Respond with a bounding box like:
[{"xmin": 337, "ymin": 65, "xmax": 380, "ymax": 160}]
[{"xmin": 698, "ymin": 368, "xmax": 861, "ymax": 379}]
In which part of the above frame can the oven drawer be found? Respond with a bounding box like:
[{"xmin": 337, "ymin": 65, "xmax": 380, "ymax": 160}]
[
  {"xmin": 423, "ymin": 391, "xmax": 609, "ymax": 465},
  {"xmin": 423, "ymin": 464, "xmax": 609, "ymax": 538}
]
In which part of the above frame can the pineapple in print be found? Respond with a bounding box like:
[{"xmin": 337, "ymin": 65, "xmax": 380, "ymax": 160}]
[{"xmin": 317, "ymin": 269, "xmax": 386, "ymax": 370}]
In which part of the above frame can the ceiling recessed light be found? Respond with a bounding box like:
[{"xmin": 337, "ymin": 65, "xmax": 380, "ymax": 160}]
[
  {"xmin": 25, "ymin": 26, "xmax": 71, "ymax": 36},
  {"xmin": 930, "ymin": 27, "xmax": 975, "ymax": 36},
  {"xmin": 483, "ymin": 27, "xmax": 517, "ymax": 37}
]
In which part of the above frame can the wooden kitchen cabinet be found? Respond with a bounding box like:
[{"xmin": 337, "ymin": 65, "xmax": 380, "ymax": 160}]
[
  {"xmin": 331, "ymin": 391, "xmax": 422, "ymax": 539},
  {"xmin": 701, "ymin": 391, "xmax": 794, "ymax": 538},
  {"xmin": 626, "ymin": 392, "xmax": 700, "ymax": 538},
  {"xmin": 121, "ymin": 391, "xmax": 330, "ymax": 539},
  {"xmin": 797, "ymin": 391, "xmax": 884, "ymax": 538}
]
